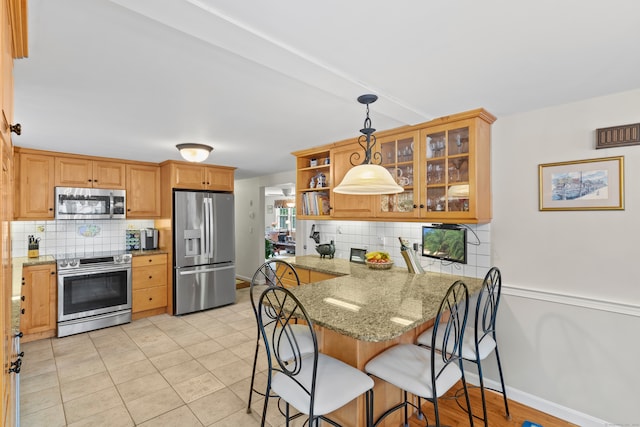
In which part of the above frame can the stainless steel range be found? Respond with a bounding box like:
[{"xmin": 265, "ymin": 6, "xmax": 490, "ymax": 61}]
[{"xmin": 57, "ymin": 251, "xmax": 132, "ymax": 337}]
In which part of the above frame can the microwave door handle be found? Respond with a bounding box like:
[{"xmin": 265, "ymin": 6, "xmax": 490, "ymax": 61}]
[{"xmin": 109, "ymin": 193, "xmax": 114, "ymax": 218}]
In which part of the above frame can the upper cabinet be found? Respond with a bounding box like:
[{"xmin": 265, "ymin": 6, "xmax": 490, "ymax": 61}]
[
  {"xmin": 419, "ymin": 109, "xmax": 495, "ymax": 223},
  {"xmin": 161, "ymin": 161, "xmax": 235, "ymax": 192},
  {"xmin": 293, "ymin": 108, "xmax": 495, "ymax": 223},
  {"xmin": 126, "ymin": 163, "xmax": 161, "ymax": 218},
  {"xmin": 294, "ymin": 147, "xmax": 332, "ymax": 218},
  {"xmin": 55, "ymin": 157, "xmax": 126, "ymax": 189},
  {"xmin": 14, "ymin": 150, "xmax": 55, "ymax": 219}
]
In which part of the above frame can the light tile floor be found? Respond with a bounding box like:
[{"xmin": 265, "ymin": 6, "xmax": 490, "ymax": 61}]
[{"xmin": 19, "ymin": 288, "xmax": 301, "ymax": 427}]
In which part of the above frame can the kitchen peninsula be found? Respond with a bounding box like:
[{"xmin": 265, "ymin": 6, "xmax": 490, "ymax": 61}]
[{"xmin": 280, "ymin": 255, "xmax": 483, "ymax": 426}]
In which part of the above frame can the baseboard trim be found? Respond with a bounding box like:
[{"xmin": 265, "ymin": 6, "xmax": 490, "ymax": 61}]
[
  {"xmin": 502, "ymin": 284, "xmax": 640, "ymax": 318},
  {"xmin": 464, "ymin": 372, "xmax": 609, "ymax": 427}
]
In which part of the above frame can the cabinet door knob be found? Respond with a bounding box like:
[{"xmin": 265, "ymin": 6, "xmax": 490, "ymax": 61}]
[
  {"xmin": 419, "ymin": 204, "xmax": 424, "ymax": 209},
  {"xmin": 148, "ymin": 297, "xmax": 153, "ymax": 301},
  {"xmin": 49, "ymin": 208, "xmax": 54, "ymax": 211},
  {"xmin": 51, "ymin": 271, "xmax": 55, "ymax": 275},
  {"xmin": 88, "ymin": 179, "xmax": 92, "ymax": 182},
  {"xmin": 148, "ymin": 275, "xmax": 152, "ymax": 279},
  {"xmin": 10, "ymin": 123, "xmax": 21, "ymax": 135},
  {"xmin": 21, "ymin": 296, "xmax": 25, "ymax": 301},
  {"xmin": 20, "ymin": 309, "xmax": 25, "ymax": 315}
]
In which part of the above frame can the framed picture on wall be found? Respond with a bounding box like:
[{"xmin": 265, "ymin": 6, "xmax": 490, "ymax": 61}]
[{"xmin": 538, "ymin": 156, "xmax": 624, "ymax": 211}]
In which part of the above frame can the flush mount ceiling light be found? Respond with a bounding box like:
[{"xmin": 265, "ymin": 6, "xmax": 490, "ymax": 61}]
[
  {"xmin": 333, "ymin": 94, "xmax": 404, "ymax": 195},
  {"xmin": 176, "ymin": 143, "xmax": 213, "ymax": 163}
]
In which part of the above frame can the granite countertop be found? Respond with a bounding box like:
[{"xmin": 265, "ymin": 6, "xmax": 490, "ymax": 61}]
[{"xmin": 283, "ymin": 255, "xmax": 483, "ymax": 343}]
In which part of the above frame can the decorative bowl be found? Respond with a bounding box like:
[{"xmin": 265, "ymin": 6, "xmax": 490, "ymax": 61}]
[{"xmin": 365, "ymin": 260, "xmax": 394, "ymax": 270}]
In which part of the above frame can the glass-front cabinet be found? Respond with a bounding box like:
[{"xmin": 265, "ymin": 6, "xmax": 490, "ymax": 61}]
[
  {"xmin": 420, "ymin": 110, "xmax": 495, "ymax": 223},
  {"xmin": 377, "ymin": 131, "xmax": 420, "ymax": 218}
]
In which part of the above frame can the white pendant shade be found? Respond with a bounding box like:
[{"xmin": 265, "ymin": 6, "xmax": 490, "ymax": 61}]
[
  {"xmin": 176, "ymin": 143, "xmax": 213, "ymax": 162},
  {"xmin": 334, "ymin": 164, "xmax": 404, "ymax": 195}
]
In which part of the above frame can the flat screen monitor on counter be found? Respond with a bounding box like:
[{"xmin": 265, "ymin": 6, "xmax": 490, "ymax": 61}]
[{"xmin": 422, "ymin": 224, "xmax": 467, "ymax": 264}]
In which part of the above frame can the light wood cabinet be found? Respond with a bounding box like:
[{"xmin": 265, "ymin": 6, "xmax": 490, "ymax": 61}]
[
  {"xmin": 293, "ymin": 108, "xmax": 495, "ymax": 223},
  {"xmin": 55, "ymin": 156, "xmax": 126, "ymax": 189},
  {"xmin": 126, "ymin": 163, "xmax": 161, "ymax": 218},
  {"xmin": 2, "ymin": 1, "xmax": 27, "ymax": 424},
  {"xmin": 20, "ymin": 263, "xmax": 57, "ymax": 339},
  {"xmin": 14, "ymin": 151, "xmax": 55, "ymax": 219},
  {"xmin": 419, "ymin": 110, "xmax": 495, "ymax": 223},
  {"xmin": 275, "ymin": 264, "xmax": 338, "ymax": 286},
  {"xmin": 294, "ymin": 147, "xmax": 332, "ymax": 218},
  {"xmin": 162, "ymin": 161, "xmax": 235, "ymax": 191},
  {"xmin": 330, "ymin": 142, "xmax": 376, "ymax": 218},
  {"xmin": 132, "ymin": 254, "xmax": 168, "ymax": 316}
]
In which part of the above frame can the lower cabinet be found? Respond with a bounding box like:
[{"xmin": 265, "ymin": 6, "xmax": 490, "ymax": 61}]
[
  {"xmin": 21, "ymin": 263, "xmax": 57, "ymax": 342},
  {"xmin": 275, "ymin": 264, "xmax": 337, "ymax": 286},
  {"xmin": 132, "ymin": 254, "xmax": 168, "ymax": 318}
]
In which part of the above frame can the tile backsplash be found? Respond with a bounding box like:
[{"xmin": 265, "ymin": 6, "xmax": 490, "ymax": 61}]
[
  {"xmin": 302, "ymin": 220, "xmax": 491, "ymax": 279},
  {"xmin": 11, "ymin": 219, "xmax": 155, "ymax": 257}
]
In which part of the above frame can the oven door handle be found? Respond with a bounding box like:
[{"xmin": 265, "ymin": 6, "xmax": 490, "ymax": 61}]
[{"xmin": 178, "ymin": 265, "xmax": 234, "ymax": 275}]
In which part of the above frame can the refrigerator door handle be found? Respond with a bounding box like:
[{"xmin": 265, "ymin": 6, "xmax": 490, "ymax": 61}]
[
  {"xmin": 178, "ymin": 265, "xmax": 234, "ymax": 275},
  {"xmin": 208, "ymin": 197, "xmax": 215, "ymax": 258},
  {"xmin": 203, "ymin": 198, "xmax": 210, "ymax": 258}
]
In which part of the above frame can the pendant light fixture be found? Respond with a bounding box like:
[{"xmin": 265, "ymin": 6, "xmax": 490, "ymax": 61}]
[
  {"xmin": 176, "ymin": 143, "xmax": 213, "ymax": 162},
  {"xmin": 333, "ymin": 94, "xmax": 404, "ymax": 195}
]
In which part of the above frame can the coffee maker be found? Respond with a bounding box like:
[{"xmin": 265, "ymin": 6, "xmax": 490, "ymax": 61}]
[{"xmin": 140, "ymin": 228, "xmax": 159, "ymax": 250}]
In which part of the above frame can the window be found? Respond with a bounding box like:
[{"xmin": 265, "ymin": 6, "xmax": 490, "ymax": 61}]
[{"xmin": 275, "ymin": 207, "xmax": 296, "ymax": 231}]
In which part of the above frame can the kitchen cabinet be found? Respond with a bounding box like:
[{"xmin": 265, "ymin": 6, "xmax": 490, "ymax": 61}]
[
  {"xmin": 330, "ymin": 141, "xmax": 376, "ymax": 218},
  {"xmin": 2, "ymin": 1, "xmax": 27, "ymax": 424},
  {"xmin": 126, "ymin": 163, "xmax": 161, "ymax": 218},
  {"xmin": 14, "ymin": 150, "xmax": 55, "ymax": 219},
  {"xmin": 132, "ymin": 254, "xmax": 168, "ymax": 318},
  {"xmin": 275, "ymin": 263, "xmax": 338, "ymax": 286},
  {"xmin": 375, "ymin": 130, "xmax": 421, "ymax": 219},
  {"xmin": 21, "ymin": 263, "xmax": 57, "ymax": 341},
  {"xmin": 161, "ymin": 161, "xmax": 235, "ymax": 192},
  {"xmin": 294, "ymin": 147, "xmax": 332, "ymax": 218},
  {"xmin": 419, "ymin": 109, "xmax": 495, "ymax": 223},
  {"xmin": 55, "ymin": 156, "xmax": 126, "ymax": 189},
  {"xmin": 293, "ymin": 108, "xmax": 495, "ymax": 223}
]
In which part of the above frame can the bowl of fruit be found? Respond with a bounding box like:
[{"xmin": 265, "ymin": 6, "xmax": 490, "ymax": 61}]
[{"xmin": 365, "ymin": 251, "xmax": 394, "ymax": 270}]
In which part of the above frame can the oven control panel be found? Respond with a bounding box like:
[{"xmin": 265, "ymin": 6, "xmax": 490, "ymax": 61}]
[{"xmin": 57, "ymin": 253, "xmax": 132, "ymax": 270}]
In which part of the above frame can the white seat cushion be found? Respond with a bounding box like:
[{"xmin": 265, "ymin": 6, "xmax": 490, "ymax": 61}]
[
  {"xmin": 272, "ymin": 353, "xmax": 374, "ymax": 416},
  {"xmin": 263, "ymin": 322, "xmax": 315, "ymax": 361},
  {"xmin": 365, "ymin": 344, "xmax": 461, "ymax": 399},
  {"xmin": 416, "ymin": 326, "xmax": 496, "ymax": 361}
]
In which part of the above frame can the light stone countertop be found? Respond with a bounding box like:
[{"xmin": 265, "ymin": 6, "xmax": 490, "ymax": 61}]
[{"xmin": 283, "ymin": 255, "xmax": 483, "ymax": 342}]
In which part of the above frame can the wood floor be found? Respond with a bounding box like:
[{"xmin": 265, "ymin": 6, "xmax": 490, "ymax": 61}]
[{"xmin": 405, "ymin": 382, "xmax": 578, "ymax": 427}]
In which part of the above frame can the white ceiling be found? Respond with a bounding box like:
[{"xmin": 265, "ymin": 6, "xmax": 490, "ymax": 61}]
[{"xmin": 13, "ymin": 0, "xmax": 640, "ymax": 179}]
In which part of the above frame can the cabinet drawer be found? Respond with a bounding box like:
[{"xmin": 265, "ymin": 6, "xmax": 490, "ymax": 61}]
[
  {"xmin": 310, "ymin": 270, "xmax": 337, "ymax": 283},
  {"xmin": 275, "ymin": 263, "xmax": 310, "ymax": 286},
  {"xmin": 133, "ymin": 286, "xmax": 167, "ymax": 312},
  {"xmin": 132, "ymin": 254, "xmax": 167, "ymax": 267},
  {"xmin": 132, "ymin": 264, "xmax": 167, "ymax": 290}
]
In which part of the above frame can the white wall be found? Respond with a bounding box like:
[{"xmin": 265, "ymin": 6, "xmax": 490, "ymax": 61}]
[
  {"xmin": 491, "ymin": 88, "xmax": 640, "ymax": 424},
  {"xmin": 234, "ymin": 170, "xmax": 296, "ymax": 281}
]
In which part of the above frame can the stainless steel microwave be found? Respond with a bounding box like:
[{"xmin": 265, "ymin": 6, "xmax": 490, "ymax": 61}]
[{"xmin": 55, "ymin": 187, "xmax": 126, "ymax": 219}]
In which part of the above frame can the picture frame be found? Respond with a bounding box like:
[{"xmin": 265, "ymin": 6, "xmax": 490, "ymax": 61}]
[
  {"xmin": 538, "ymin": 156, "xmax": 624, "ymax": 211},
  {"xmin": 350, "ymin": 248, "xmax": 367, "ymax": 264}
]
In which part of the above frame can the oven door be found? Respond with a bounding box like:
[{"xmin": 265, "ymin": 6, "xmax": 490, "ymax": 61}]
[{"xmin": 58, "ymin": 265, "xmax": 132, "ymax": 322}]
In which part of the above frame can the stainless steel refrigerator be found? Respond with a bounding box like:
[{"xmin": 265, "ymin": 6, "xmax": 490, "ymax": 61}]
[{"xmin": 173, "ymin": 190, "xmax": 235, "ymax": 315}]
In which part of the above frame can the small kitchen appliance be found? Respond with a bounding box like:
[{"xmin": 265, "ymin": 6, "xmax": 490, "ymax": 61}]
[{"xmin": 140, "ymin": 228, "xmax": 159, "ymax": 250}]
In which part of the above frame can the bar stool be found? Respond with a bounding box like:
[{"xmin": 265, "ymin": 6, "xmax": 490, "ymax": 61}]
[
  {"xmin": 246, "ymin": 259, "xmax": 314, "ymax": 414},
  {"xmin": 365, "ymin": 280, "xmax": 473, "ymax": 427},
  {"xmin": 417, "ymin": 267, "xmax": 510, "ymax": 425},
  {"xmin": 257, "ymin": 285, "xmax": 374, "ymax": 427}
]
